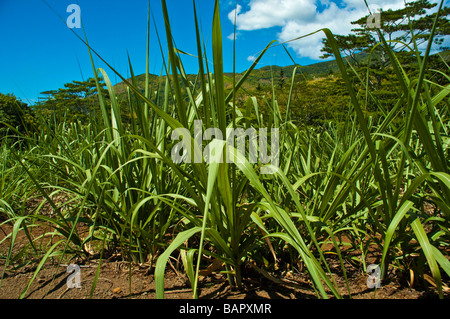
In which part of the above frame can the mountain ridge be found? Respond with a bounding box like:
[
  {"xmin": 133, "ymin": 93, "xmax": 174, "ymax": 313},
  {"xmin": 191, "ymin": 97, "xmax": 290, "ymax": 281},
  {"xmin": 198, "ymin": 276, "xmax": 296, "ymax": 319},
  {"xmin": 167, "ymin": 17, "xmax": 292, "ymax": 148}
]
[{"xmin": 114, "ymin": 49, "xmax": 450, "ymax": 92}]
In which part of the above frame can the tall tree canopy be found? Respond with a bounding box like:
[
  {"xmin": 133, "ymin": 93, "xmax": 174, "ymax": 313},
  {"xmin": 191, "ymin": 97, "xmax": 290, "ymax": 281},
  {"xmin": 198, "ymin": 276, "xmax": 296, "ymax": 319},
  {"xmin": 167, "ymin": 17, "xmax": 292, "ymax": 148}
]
[
  {"xmin": 320, "ymin": 0, "xmax": 450, "ymax": 65},
  {"xmin": 38, "ymin": 78, "xmax": 109, "ymax": 124}
]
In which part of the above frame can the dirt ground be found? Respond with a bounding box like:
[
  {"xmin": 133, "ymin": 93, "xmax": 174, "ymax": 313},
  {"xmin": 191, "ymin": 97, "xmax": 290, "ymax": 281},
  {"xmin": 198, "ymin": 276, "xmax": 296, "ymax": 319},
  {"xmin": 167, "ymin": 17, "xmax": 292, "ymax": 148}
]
[
  {"xmin": 0, "ymin": 261, "xmax": 442, "ymax": 300},
  {"xmin": 0, "ymin": 223, "xmax": 448, "ymax": 300}
]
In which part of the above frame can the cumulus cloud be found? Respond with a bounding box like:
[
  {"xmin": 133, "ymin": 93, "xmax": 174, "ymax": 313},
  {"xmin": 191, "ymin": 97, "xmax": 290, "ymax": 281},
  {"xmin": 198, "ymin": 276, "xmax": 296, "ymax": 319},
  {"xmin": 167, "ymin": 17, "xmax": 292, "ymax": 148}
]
[
  {"xmin": 228, "ymin": 0, "xmax": 410, "ymax": 60},
  {"xmin": 227, "ymin": 31, "xmax": 242, "ymax": 40},
  {"xmin": 228, "ymin": 0, "xmax": 317, "ymax": 30}
]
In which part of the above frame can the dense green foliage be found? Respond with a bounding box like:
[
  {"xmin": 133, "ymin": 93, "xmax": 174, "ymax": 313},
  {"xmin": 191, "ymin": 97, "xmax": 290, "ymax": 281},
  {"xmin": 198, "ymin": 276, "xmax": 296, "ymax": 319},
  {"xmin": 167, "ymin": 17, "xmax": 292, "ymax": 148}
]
[
  {"xmin": 0, "ymin": 0, "xmax": 449, "ymax": 300},
  {"xmin": 0, "ymin": 93, "xmax": 36, "ymax": 140},
  {"xmin": 37, "ymin": 78, "xmax": 110, "ymax": 124}
]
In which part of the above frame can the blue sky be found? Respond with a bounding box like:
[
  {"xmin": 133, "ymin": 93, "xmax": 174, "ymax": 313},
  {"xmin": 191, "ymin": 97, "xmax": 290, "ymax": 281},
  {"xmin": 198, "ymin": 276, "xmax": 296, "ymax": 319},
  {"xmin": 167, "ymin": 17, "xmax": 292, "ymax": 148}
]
[
  {"xmin": 1, "ymin": 0, "xmax": 447, "ymax": 105},
  {"xmin": 0, "ymin": 0, "xmax": 305, "ymax": 105}
]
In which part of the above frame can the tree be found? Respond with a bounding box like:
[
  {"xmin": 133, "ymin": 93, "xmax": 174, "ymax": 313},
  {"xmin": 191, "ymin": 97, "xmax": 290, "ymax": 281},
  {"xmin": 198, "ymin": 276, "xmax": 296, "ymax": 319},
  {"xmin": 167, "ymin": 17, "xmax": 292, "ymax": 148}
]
[
  {"xmin": 256, "ymin": 83, "xmax": 262, "ymax": 91},
  {"xmin": 278, "ymin": 70, "xmax": 286, "ymax": 89},
  {"xmin": 37, "ymin": 78, "xmax": 109, "ymax": 124},
  {"xmin": 320, "ymin": 0, "xmax": 450, "ymax": 65},
  {"xmin": 320, "ymin": 33, "xmax": 374, "ymax": 67},
  {"xmin": 318, "ymin": 0, "xmax": 449, "ymax": 117},
  {"xmin": 0, "ymin": 93, "xmax": 36, "ymax": 139}
]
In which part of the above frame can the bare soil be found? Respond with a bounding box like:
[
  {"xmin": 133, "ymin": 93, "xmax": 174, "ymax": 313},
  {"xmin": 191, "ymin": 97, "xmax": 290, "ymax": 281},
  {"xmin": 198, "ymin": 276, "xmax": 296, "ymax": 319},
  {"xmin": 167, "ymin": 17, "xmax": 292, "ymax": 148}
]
[
  {"xmin": 0, "ymin": 261, "xmax": 439, "ymax": 300},
  {"xmin": 0, "ymin": 223, "xmax": 448, "ymax": 300}
]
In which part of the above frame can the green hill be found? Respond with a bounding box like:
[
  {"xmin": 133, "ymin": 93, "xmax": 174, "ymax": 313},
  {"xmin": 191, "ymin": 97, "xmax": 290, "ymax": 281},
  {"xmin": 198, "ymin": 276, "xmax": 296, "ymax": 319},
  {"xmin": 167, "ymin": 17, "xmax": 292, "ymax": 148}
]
[
  {"xmin": 110, "ymin": 49, "xmax": 449, "ymax": 127},
  {"xmin": 114, "ymin": 58, "xmax": 341, "ymax": 92},
  {"xmin": 113, "ymin": 49, "xmax": 383, "ymax": 94}
]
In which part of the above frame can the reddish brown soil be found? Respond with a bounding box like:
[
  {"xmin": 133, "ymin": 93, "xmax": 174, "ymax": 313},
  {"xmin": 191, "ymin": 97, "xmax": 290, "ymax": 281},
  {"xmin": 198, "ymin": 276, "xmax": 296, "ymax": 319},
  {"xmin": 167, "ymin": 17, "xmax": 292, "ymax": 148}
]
[
  {"xmin": 0, "ymin": 223, "xmax": 448, "ymax": 300},
  {"xmin": 0, "ymin": 260, "xmax": 440, "ymax": 300}
]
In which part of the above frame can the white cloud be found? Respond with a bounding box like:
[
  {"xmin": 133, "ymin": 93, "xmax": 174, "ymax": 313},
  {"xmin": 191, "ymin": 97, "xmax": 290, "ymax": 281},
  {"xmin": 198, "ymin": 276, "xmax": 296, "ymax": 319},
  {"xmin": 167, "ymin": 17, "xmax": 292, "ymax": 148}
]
[
  {"xmin": 229, "ymin": 0, "xmax": 410, "ymax": 60},
  {"xmin": 229, "ymin": 0, "xmax": 317, "ymax": 30},
  {"xmin": 247, "ymin": 55, "xmax": 257, "ymax": 62},
  {"xmin": 227, "ymin": 31, "xmax": 241, "ymax": 40}
]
